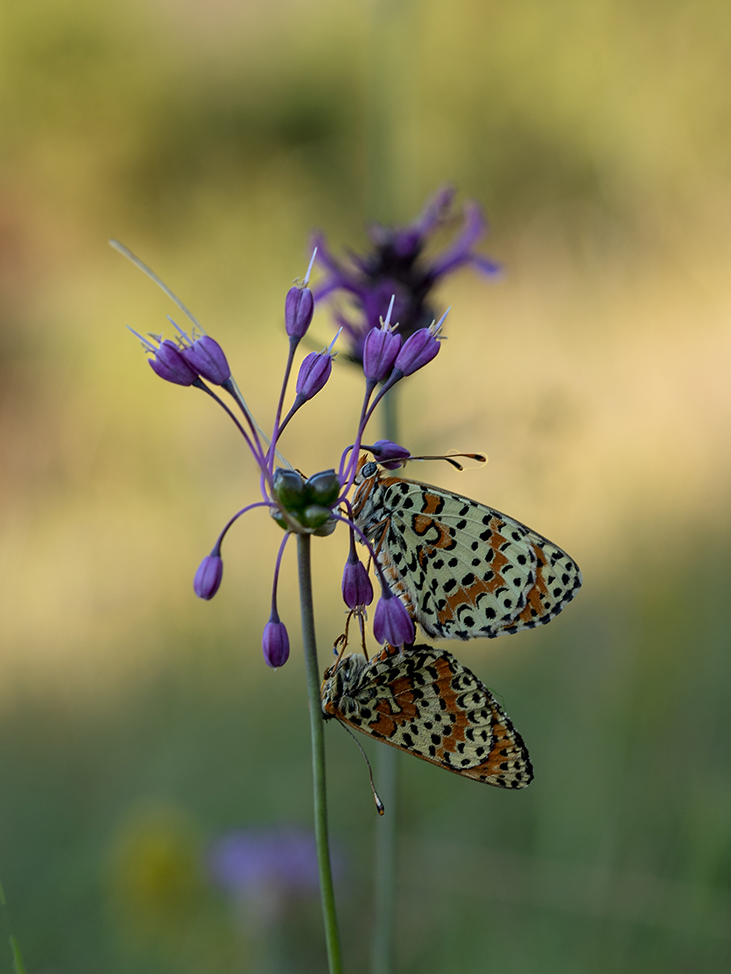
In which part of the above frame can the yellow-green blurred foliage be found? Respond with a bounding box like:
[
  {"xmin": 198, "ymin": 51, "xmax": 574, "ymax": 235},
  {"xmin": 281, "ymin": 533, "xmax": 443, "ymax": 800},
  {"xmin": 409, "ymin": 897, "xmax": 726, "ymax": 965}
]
[{"xmin": 0, "ymin": 0, "xmax": 730, "ymax": 971}]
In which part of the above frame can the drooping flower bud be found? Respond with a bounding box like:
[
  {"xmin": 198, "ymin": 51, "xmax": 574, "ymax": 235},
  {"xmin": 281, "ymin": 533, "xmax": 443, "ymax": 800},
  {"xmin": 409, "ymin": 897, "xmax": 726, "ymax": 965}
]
[
  {"xmin": 194, "ymin": 554, "xmax": 224, "ymax": 600},
  {"xmin": 181, "ymin": 335, "xmax": 231, "ymax": 385},
  {"xmin": 393, "ymin": 326, "xmax": 440, "ymax": 377},
  {"xmin": 373, "ymin": 590, "xmax": 414, "ymax": 646},
  {"xmin": 369, "ymin": 440, "xmax": 411, "ymax": 469},
  {"xmin": 363, "ymin": 325, "xmax": 401, "ymax": 382},
  {"xmin": 285, "ymin": 286, "xmax": 315, "ymax": 341},
  {"xmin": 149, "ymin": 339, "xmax": 199, "ymax": 386},
  {"xmin": 342, "ymin": 552, "xmax": 373, "ymax": 609},
  {"xmin": 262, "ymin": 615, "xmax": 290, "ymax": 668},
  {"xmin": 295, "ymin": 351, "xmax": 333, "ymax": 402}
]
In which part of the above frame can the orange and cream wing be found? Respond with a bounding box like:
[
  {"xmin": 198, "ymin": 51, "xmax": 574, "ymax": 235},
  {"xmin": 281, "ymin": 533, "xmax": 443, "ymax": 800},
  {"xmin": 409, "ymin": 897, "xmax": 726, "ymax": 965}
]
[
  {"xmin": 321, "ymin": 644, "xmax": 533, "ymax": 789},
  {"xmin": 351, "ymin": 460, "xmax": 581, "ymax": 640}
]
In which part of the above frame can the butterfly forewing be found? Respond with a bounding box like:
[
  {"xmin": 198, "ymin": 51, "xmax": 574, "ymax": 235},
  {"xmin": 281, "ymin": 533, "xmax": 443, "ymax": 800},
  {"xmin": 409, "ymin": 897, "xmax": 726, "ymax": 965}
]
[
  {"xmin": 352, "ymin": 460, "xmax": 581, "ymax": 640},
  {"xmin": 495, "ymin": 531, "xmax": 581, "ymax": 635},
  {"xmin": 321, "ymin": 644, "xmax": 533, "ymax": 789}
]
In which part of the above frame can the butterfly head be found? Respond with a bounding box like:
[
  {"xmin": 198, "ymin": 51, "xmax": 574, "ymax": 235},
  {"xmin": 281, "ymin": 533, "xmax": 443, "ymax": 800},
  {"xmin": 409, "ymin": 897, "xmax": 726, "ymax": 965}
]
[
  {"xmin": 321, "ymin": 652, "xmax": 370, "ymax": 718},
  {"xmin": 353, "ymin": 454, "xmax": 383, "ymax": 488},
  {"xmin": 360, "ymin": 460, "xmax": 379, "ymax": 480}
]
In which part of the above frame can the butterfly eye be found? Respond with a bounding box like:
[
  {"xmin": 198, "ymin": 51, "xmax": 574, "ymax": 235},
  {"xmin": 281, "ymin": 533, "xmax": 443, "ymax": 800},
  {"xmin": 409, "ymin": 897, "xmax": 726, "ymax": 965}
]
[{"xmin": 362, "ymin": 462, "xmax": 379, "ymax": 478}]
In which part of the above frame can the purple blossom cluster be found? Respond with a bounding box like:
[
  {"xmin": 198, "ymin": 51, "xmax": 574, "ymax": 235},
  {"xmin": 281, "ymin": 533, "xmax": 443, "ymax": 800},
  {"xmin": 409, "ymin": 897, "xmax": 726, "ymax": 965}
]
[
  {"xmin": 312, "ymin": 185, "xmax": 499, "ymax": 363},
  {"xmin": 128, "ymin": 191, "xmax": 496, "ymax": 669},
  {"xmin": 208, "ymin": 827, "xmax": 343, "ymax": 898}
]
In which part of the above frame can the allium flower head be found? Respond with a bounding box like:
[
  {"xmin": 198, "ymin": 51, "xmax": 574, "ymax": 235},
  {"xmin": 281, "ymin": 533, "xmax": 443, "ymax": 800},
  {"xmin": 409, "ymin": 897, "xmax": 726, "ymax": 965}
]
[
  {"xmin": 123, "ymin": 244, "xmax": 453, "ymax": 669},
  {"xmin": 312, "ymin": 186, "xmax": 500, "ymax": 364}
]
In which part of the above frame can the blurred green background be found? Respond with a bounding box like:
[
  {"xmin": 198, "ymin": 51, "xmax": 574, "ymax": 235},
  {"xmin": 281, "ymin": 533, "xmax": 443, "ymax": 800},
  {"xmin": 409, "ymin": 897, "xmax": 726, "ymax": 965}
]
[{"xmin": 0, "ymin": 0, "xmax": 730, "ymax": 970}]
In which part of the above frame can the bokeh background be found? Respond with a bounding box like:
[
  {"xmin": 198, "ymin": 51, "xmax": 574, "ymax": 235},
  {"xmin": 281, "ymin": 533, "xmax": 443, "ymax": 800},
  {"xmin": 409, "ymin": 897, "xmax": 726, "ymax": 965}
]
[{"xmin": 1, "ymin": 0, "xmax": 730, "ymax": 971}]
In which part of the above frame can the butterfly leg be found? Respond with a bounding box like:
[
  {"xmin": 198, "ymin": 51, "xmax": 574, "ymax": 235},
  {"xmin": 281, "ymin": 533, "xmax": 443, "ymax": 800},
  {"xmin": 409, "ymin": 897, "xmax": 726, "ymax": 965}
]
[
  {"xmin": 333, "ymin": 619, "xmax": 351, "ymax": 664},
  {"xmin": 356, "ymin": 609, "xmax": 369, "ymax": 660}
]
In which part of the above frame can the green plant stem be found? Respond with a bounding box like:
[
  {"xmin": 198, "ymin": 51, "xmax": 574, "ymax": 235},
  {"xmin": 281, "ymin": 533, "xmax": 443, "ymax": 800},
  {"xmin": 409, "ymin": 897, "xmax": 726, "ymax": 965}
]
[
  {"xmin": 297, "ymin": 533, "xmax": 344, "ymax": 974},
  {"xmin": 372, "ymin": 385, "xmax": 400, "ymax": 974}
]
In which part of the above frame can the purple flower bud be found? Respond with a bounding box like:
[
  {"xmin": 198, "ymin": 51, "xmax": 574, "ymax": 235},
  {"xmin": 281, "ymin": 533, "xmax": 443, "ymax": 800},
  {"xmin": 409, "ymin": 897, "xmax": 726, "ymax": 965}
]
[
  {"xmin": 295, "ymin": 351, "xmax": 332, "ymax": 402},
  {"xmin": 373, "ymin": 591, "xmax": 414, "ymax": 646},
  {"xmin": 363, "ymin": 326, "xmax": 402, "ymax": 382},
  {"xmin": 285, "ymin": 286, "xmax": 315, "ymax": 340},
  {"xmin": 180, "ymin": 335, "xmax": 231, "ymax": 385},
  {"xmin": 369, "ymin": 440, "xmax": 411, "ymax": 469},
  {"xmin": 194, "ymin": 554, "xmax": 224, "ymax": 600},
  {"xmin": 149, "ymin": 339, "xmax": 199, "ymax": 386},
  {"xmin": 342, "ymin": 553, "xmax": 374, "ymax": 609},
  {"xmin": 393, "ymin": 327, "xmax": 440, "ymax": 377},
  {"xmin": 263, "ymin": 617, "xmax": 290, "ymax": 668}
]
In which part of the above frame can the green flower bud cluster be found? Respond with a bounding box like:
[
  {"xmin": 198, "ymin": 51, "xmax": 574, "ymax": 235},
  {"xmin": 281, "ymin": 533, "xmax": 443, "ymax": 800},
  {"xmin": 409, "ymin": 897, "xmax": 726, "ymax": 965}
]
[{"xmin": 271, "ymin": 468, "xmax": 340, "ymax": 535}]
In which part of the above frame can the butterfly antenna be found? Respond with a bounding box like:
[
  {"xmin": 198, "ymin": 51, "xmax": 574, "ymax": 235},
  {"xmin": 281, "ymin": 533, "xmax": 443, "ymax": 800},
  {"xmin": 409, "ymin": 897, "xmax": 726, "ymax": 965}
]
[
  {"xmin": 407, "ymin": 452, "xmax": 486, "ymax": 471},
  {"xmin": 336, "ymin": 722, "xmax": 385, "ymax": 815}
]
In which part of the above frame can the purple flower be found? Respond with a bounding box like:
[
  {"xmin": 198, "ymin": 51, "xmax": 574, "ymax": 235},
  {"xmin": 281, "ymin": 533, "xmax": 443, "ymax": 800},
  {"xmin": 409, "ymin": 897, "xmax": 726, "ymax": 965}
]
[
  {"xmin": 147, "ymin": 338, "xmax": 199, "ymax": 386},
  {"xmin": 194, "ymin": 554, "xmax": 223, "ymax": 600},
  {"xmin": 363, "ymin": 320, "xmax": 402, "ymax": 383},
  {"xmin": 367, "ymin": 439, "xmax": 411, "ymax": 470},
  {"xmin": 312, "ymin": 186, "xmax": 499, "ymax": 363},
  {"xmin": 262, "ymin": 615, "xmax": 290, "ymax": 668},
  {"xmin": 295, "ymin": 350, "xmax": 333, "ymax": 402},
  {"xmin": 373, "ymin": 591, "xmax": 414, "ymax": 646},
  {"xmin": 368, "ymin": 440, "xmax": 410, "ymax": 463},
  {"xmin": 285, "ymin": 285, "xmax": 315, "ymax": 341},
  {"xmin": 180, "ymin": 335, "xmax": 231, "ymax": 385},
  {"xmin": 208, "ymin": 827, "xmax": 344, "ymax": 898},
  {"xmin": 393, "ymin": 319, "xmax": 443, "ymax": 377},
  {"xmin": 342, "ymin": 550, "xmax": 374, "ymax": 610},
  {"xmin": 285, "ymin": 249, "xmax": 318, "ymax": 342}
]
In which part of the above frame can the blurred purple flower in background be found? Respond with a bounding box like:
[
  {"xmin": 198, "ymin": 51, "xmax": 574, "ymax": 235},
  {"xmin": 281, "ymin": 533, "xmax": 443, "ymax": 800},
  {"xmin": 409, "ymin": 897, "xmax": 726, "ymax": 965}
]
[
  {"xmin": 209, "ymin": 828, "xmax": 345, "ymax": 901},
  {"xmin": 312, "ymin": 186, "xmax": 500, "ymax": 363}
]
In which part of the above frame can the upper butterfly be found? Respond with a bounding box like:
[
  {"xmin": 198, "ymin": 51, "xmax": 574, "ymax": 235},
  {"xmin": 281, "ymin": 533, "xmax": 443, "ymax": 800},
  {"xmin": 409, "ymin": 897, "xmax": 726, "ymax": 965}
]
[
  {"xmin": 351, "ymin": 456, "xmax": 582, "ymax": 640},
  {"xmin": 321, "ymin": 643, "xmax": 533, "ymax": 788}
]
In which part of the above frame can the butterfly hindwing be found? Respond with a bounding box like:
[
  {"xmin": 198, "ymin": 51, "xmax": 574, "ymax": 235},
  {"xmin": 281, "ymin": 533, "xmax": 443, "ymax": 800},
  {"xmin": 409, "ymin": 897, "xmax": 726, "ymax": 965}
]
[{"xmin": 321, "ymin": 644, "xmax": 533, "ymax": 789}]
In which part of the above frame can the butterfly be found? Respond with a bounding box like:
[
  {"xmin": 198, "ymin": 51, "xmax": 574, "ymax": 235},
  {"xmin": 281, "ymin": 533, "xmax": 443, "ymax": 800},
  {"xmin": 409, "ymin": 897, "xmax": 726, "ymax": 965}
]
[
  {"xmin": 321, "ymin": 643, "xmax": 533, "ymax": 788},
  {"xmin": 351, "ymin": 457, "xmax": 582, "ymax": 640}
]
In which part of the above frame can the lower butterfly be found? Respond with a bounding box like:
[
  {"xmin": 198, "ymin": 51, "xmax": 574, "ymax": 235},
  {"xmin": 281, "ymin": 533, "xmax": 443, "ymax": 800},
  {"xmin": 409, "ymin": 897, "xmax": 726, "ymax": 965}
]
[
  {"xmin": 321, "ymin": 643, "xmax": 533, "ymax": 789},
  {"xmin": 352, "ymin": 457, "xmax": 582, "ymax": 641}
]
